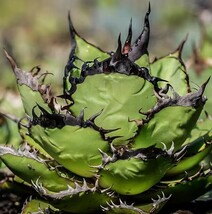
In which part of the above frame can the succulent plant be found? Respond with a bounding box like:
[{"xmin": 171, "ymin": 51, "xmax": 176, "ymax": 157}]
[{"xmin": 0, "ymin": 4, "xmax": 211, "ymax": 214}]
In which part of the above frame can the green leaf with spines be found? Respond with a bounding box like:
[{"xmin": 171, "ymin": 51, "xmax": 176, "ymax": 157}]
[
  {"xmin": 189, "ymin": 67, "xmax": 212, "ymax": 117},
  {"xmin": 166, "ymin": 143, "xmax": 212, "ymax": 177},
  {"xmin": 70, "ymin": 73, "xmax": 156, "ymax": 145},
  {"xmin": 133, "ymin": 172, "xmax": 212, "ymax": 206},
  {"xmin": 21, "ymin": 199, "xmax": 58, "ymax": 214},
  {"xmin": 20, "ymin": 125, "xmax": 52, "ymax": 159},
  {"xmin": 134, "ymin": 106, "xmax": 203, "ymax": 150},
  {"xmin": 18, "ymin": 84, "xmax": 51, "ymax": 117},
  {"xmin": 99, "ymin": 155, "xmax": 173, "ymax": 195},
  {"xmin": 183, "ymin": 116, "xmax": 212, "ymax": 148},
  {"xmin": 73, "ymin": 35, "xmax": 109, "ymax": 73},
  {"xmin": 104, "ymin": 193, "xmax": 169, "ymax": 214},
  {"xmin": 30, "ymin": 124, "xmax": 109, "ymax": 177},
  {"xmin": 4, "ymin": 50, "xmax": 53, "ymax": 118},
  {"xmin": 47, "ymin": 191, "xmax": 111, "ymax": 214},
  {"xmin": 31, "ymin": 179, "xmax": 112, "ymax": 214},
  {"xmin": 150, "ymin": 44, "xmax": 189, "ymax": 96},
  {"xmin": 165, "ymin": 116, "xmax": 212, "ymax": 177},
  {"xmin": 0, "ymin": 146, "xmax": 76, "ymax": 192}
]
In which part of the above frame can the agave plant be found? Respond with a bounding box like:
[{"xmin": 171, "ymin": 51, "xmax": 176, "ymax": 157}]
[{"xmin": 0, "ymin": 4, "xmax": 211, "ymax": 214}]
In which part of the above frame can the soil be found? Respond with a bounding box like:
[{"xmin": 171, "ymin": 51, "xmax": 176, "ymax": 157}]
[{"xmin": 0, "ymin": 193, "xmax": 24, "ymax": 214}]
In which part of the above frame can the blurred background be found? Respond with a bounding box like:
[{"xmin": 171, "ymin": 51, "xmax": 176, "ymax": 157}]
[{"xmin": 0, "ymin": 0, "xmax": 211, "ymax": 88}]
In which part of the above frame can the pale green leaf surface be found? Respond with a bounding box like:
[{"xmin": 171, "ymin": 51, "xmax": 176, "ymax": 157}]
[
  {"xmin": 31, "ymin": 125, "xmax": 109, "ymax": 177},
  {"xmin": 134, "ymin": 106, "xmax": 203, "ymax": 150},
  {"xmin": 21, "ymin": 199, "xmax": 57, "ymax": 214},
  {"xmin": 0, "ymin": 147, "xmax": 75, "ymax": 192},
  {"xmin": 99, "ymin": 156, "xmax": 173, "ymax": 195},
  {"xmin": 71, "ymin": 73, "xmax": 156, "ymax": 145},
  {"xmin": 150, "ymin": 54, "xmax": 188, "ymax": 96}
]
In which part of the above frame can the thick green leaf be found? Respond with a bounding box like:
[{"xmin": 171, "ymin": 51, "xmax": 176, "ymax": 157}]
[
  {"xmin": 19, "ymin": 125, "xmax": 52, "ymax": 158},
  {"xmin": 70, "ymin": 73, "xmax": 156, "ymax": 145},
  {"xmin": 74, "ymin": 35, "xmax": 109, "ymax": 72},
  {"xmin": 30, "ymin": 125, "xmax": 109, "ymax": 177},
  {"xmin": 183, "ymin": 117, "xmax": 212, "ymax": 147},
  {"xmin": 48, "ymin": 191, "xmax": 110, "ymax": 214},
  {"xmin": 189, "ymin": 68, "xmax": 212, "ymax": 117},
  {"xmin": 164, "ymin": 117, "xmax": 212, "ymax": 176},
  {"xmin": 134, "ymin": 106, "xmax": 203, "ymax": 150},
  {"xmin": 166, "ymin": 144, "xmax": 212, "ymax": 177},
  {"xmin": 4, "ymin": 51, "xmax": 52, "ymax": 117},
  {"xmin": 0, "ymin": 146, "xmax": 75, "ymax": 192},
  {"xmin": 31, "ymin": 180, "xmax": 111, "ymax": 214},
  {"xmin": 99, "ymin": 156, "xmax": 173, "ymax": 195},
  {"xmin": 133, "ymin": 173, "xmax": 212, "ymax": 206},
  {"xmin": 21, "ymin": 199, "xmax": 58, "ymax": 214},
  {"xmin": 150, "ymin": 48, "xmax": 189, "ymax": 96},
  {"xmin": 105, "ymin": 192, "xmax": 170, "ymax": 214},
  {"xmin": 135, "ymin": 54, "xmax": 150, "ymax": 68},
  {"xmin": 18, "ymin": 84, "xmax": 51, "ymax": 117}
]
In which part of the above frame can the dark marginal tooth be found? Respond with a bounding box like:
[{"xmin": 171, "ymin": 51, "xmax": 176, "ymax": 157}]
[
  {"xmin": 38, "ymin": 72, "xmax": 53, "ymax": 84},
  {"xmin": 174, "ymin": 34, "xmax": 188, "ymax": 60},
  {"xmin": 204, "ymin": 111, "xmax": 211, "ymax": 119},
  {"xmin": 31, "ymin": 106, "xmax": 40, "ymax": 126},
  {"xmin": 102, "ymin": 59, "xmax": 111, "ymax": 73},
  {"xmin": 32, "ymin": 106, "xmax": 38, "ymax": 119},
  {"xmin": 128, "ymin": 117, "xmax": 144, "ymax": 126},
  {"xmin": 128, "ymin": 3, "xmax": 151, "ymax": 62},
  {"xmin": 64, "ymin": 112, "xmax": 80, "ymax": 126},
  {"xmin": 63, "ymin": 12, "xmax": 78, "ymax": 93},
  {"xmin": 169, "ymin": 85, "xmax": 180, "ymax": 100},
  {"xmin": 67, "ymin": 11, "xmax": 77, "ymax": 58},
  {"xmin": 64, "ymin": 15, "xmax": 78, "ymax": 75},
  {"xmin": 4, "ymin": 49, "xmax": 18, "ymax": 71},
  {"xmin": 78, "ymin": 108, "xmax": 86, "ymax": 125},
  {"xmin": 111, "ymin": 34, "xmax": 123, "ymax": 65},
  {"xmin": 152, "ymin": 77, "xmax": 169, "ymax": 94},
  {"xmin": 197, "ymin": 76, "xmax": 210, "ymax": 96},
  {"xmin": 93, "ymin": 58, "xmax": 101, "ymax": 68},
  {"xmin": 68, "ymin": 77, "xmax": 78, "ymax": 95},
  {"xmin": 117, "ymin": 33, "xmax": 123, "ymax": 57},
  {"xmin": 48, "ymin": 97, "xmax": 56, "ymax": 113},
  {"xmin": 137, "ymin": 67, "xmax": 167, "ymax": 85},
  {"xmin": 123, "ymin": 18, "xmax": 132, "ymax": 54},
  {"xmin": 147, "ymin": 2, "xmax": 151, "ymax": 17},
  {"xmin": 36, "ymin": 103, "xmax": 51, "ymax": 115},
  {"xmin": 137, "ymin": 67, "xmax": 149, "ymax": 78},
  {"xmin": 191, "ymin": 77, "xmax": 210, "ymax": 98},
  {"xmin": 161, "ymin": 84, "xmax": 171, "ymax": 94},
  {"xmin": 175, "ymin": 77, "xmax": 210, "ymax": 108},
  {"xmin": 151, "ymin": 76, "xmax": 168, "ymax": 84},
  {"xmin": 87, "ymin": 109, "xmax": 103, "ymax": 123},
  {"xmin": 30, "ymin": 65, "xmax": 41, "ymax": 77},
  {"xmin": 57, "ymin": 93, "xmax": 72, "ymax": 101},
  {"xmin": 138, "ymin": 108, "xmax": 149, "ymax": 116}
]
